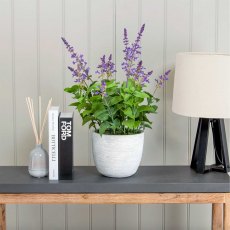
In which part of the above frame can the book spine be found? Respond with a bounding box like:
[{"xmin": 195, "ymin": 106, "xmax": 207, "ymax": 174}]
[
  {"xmin": 48, "ymin": 109, "xmax": 59, "ymax": 180},
  {"xmin": 59, "ymin": 115, "xmax": 73, "ymax": 180}
]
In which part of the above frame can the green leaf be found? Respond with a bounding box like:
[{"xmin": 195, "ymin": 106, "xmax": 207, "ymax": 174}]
[
  {"xmin": 82, "ymin": 116, "xmax": 93, "ymax": 125},
  {"xmin": 153, "ymin": 97, "xmax": 160, "ymax": 103},
  {"xmin": 64, "ymin": 85, "xmax": 80, "ymax": 93},
  {"xmin": 142, "ymin": 115, "xmax": 152, "ymax": 124},
  {"xmin": 99, "ymin": 121, "xmax": 110, "ymax": 135},
  {"xmin": 97, "ymin": 112, "xmax": 109, "ymax": 121},
  {"xmin": 112, "ymin": 119, "xmax": 120, "ymax": 128},
  {"xmin": 122, "ymin": 119, "xmax": 135, "ymax": 129},
  {"xmin": 144, "ymin": 123, "xmax": 152, "ymax": 129},
  {"xmin": 124, "ymin": 98, "xmax": 133, "ymax": 106},
  {"xmin": 108, "ymin": 96, "xmax": 123, "ymax": 106},
  {"xmin": 94, "ymin": 109, "xmax": 107, "ymax": 118},
  {"xmin": 106, "ymin": 80, "xmax": 117, "ymax": 89},
  {"xmin": 89, "ymin": 95, "xmax": 101, "ymax": 102},
  {"xmin": 121, "ymin": 93, "xmax": 131, "ymax": 101},
  {"xmin": 106, "ymin": 87, "xmax": 117, "ymax": 96},
  {"xmin": 127, "ymin": 78, "xmax": 135, "ymax": 88},
  {"xmin": 77, "ymin": 102, "xmax": 88, "ymax": 112},
  {"xmin": 134, "ymin": 91, "xmax": 150, "ymax": 99},
  {"xmin": 92, "ymin": 103, "xmax": 104, "ymax": 111},
  {"xmin": 138, "ymin": 105, "xmax": 158, "ymax": 113},
  {"xmin": 82, "ymin": 109, "xmax": 92, "ymax": 117},
  {"xmin": 69, "ymin": 102, "xmax": 79, "ymax": 107},
  {"xmin": 124, "ymin": 107, "xmax": 135, "ymax": 119},
  {"xmin": 134, "ymin": 120, "xmax": 141, "ymax": 128}
]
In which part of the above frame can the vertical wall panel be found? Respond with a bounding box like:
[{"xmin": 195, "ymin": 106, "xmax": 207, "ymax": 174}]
[
  {"xmin": 39, "ymin": 0, "xmax": 65, "ymax": 229},
  {"xmin": 141, "ymin": 204, "xmax": 163, "ymax": 230},
  {"xmin": 217, "ymin": 0, "xmax": 229, "ymax": 53},
  {"xmin": 217, "ymin": 0, "xmax": 230, "ymax": 149},
  {"xmin": 64, "ymin": 0, "xmax": 90, "ymax": 229},
  {"xmin": 165, "ymin": 0, "xmax": 190, "ymax": 229},
  {"xmin": 116, "ymin": 0, "xmax": 139, "ymax": 82},
  {"xmin": 68, "ymin": 205, "xmax": 89, "ymax": 230},
  {"xmin": 165, "ymin": 0, "xmax": 190, "ymax": 165},
  {"xmin": 141, "ymin": 0, "xmax": 164, "ymax": 165},
  {"xmin": 65, "ymin": 0, "xmax": 89, "ymax": 167},
  {"xmin": 190, "ymin": 1, "xmax": 216, "ymax": 229},
  {"xmin": 14, "ymin": 0, "xmax": 41, "ymax": 229},
  {"xmin": 43, "ymin": 204, "xmax": 65, "ymax": 230},
  {"xmin": 192, "ymin": 0, "xmax": 216, "ymax": 52},
  {"xmin": 0, "ymin": 1, "xmax": 17, "ymax": 229},
  {"xmin": 14, "ymin": 0, "xmax": 38, "ymax": 166},
  {"xmin": 141, "ymin": 0, "xmax": 164, "ymax": 229},
  {"xmin": 0, "ymin": 0, "xmax": 14, "ymax": 165},
  {"xmin": 115, "ymin": 1, "xmax": 139, "ymax": 229},
  {"xmin": 90, "ymin": 1, "xmax": 115, "ymax": 229},
  {"xmin": 190, "ymin": 0, "xmax": 216, "ymax": 166},
  {"xmin": 190, "ymin": 204, "xmax": 212, "ymax": 230},
  {"xmin": 116, "ymin": 205, "xmax": 138, "ymax": 230}
]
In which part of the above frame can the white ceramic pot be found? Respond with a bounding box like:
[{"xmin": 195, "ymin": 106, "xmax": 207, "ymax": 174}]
[{"xmin": 92, "ymin": 132, "xmax": 144, "ymax": 178}]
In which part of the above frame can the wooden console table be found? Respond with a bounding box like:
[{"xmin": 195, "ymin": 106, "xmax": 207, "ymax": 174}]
[{"xmin": 0, "ymin": 166, "xmax": 229, "ymax": 230}]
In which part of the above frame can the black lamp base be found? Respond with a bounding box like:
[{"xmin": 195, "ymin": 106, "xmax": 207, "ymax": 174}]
[{"xmin": 191, "ymin": 118, "xmax": 230, "ymax": 174}]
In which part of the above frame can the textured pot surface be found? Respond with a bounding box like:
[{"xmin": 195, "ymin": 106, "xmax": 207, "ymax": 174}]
[{"xmin": 92, "ymin": 132, "xmax": 144, "ymax": 178}]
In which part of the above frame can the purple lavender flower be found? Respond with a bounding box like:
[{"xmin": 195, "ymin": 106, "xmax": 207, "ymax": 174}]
[
  {"xmin": 61, "ymin": 37, "xmax": 90, "ymax": 85},
  {"xmin": 135, "ymin": 24, "xmax": 145, "ymax": 44},
  {"xmin": 123, "ymin": 28, "xmax": 129, "ymax": 47},
  {"xmin": 96, "ymin": 54, "xmax": 116, "ymax": 79},
  {"xmin": 121, "ymin": 24, "xmax": 153, "ymax": 86},
  {"xmin": 154, "ymin": 70, "xmax": 171, "ymax": 88},
  {"xmin": 95, "ymin": 80, "xmax": 107, "ymax": 97}
]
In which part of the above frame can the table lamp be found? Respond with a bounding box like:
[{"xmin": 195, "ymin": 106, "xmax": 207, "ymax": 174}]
[{"xmin": 172, "ymin": 52, "xmax": 230, "ymax": 173}]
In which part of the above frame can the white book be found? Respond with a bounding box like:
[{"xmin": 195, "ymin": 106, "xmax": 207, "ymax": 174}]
[{"xmin": 48, "ymin": 106, "xmax": 60, "ymax": 180}]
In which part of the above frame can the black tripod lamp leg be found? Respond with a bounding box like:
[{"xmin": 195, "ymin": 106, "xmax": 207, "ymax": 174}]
[
  {"xmin": 211, "ymin": 119, "xmax": 230, "ymax": 173},
  {"xmin": 191, "ymin": 118, "xmax": 210, "ymax": 173}
]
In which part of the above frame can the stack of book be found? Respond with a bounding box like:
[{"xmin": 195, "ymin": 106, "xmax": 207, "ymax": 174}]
[{"xmin": 48, "ymin": 106, "xmax": 74, "ymax": 180}]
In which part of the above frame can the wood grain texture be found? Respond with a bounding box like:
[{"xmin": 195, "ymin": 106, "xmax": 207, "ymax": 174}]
[
  {"xmin": 225, "ymin": 194, "xmax": 230, "ymax": 203},
  {"xmin": 212, "ymin": 203, "xmax": 223, "ymax": 230},
  {"xmin": 0, "ymin": 193, "xmax": 227, "ymax": 205},
  {"xmin": 0, "ymin": 204, "xmax": 6, "ymax": 230},
  {"xmin": 224, "ymin": 203, "xmax": 230, "ymax": 230}
]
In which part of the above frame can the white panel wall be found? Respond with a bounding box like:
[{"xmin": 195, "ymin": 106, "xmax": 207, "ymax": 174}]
[{"xmin": 0, "ymin": 0, "xmax": 229, "ymax": 229}]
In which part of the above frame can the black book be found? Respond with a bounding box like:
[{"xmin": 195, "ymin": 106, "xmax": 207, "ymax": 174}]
[{"xmin": 58, "ymin": 112, "xmax": 74, "ymax": 180}]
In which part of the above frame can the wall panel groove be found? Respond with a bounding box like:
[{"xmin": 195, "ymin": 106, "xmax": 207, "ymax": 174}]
[{"xmin": 113, "ymin": 1, "xmax": 117, "ymax": 229}]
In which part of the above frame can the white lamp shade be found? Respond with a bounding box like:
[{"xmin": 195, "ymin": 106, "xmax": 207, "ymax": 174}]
[{"xmin": 172, "ymin": 52, "xmax": 230, "ymax": 118}]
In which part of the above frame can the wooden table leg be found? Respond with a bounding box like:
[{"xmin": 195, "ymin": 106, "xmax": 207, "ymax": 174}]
[
  {"xmin": 0, "ymin": 204, "xmax": 6, "ymax": 230},
  {"xmin": 224, "ymin": 203, "xmax": 230, "ymax": 230},
  {"xmin": 212, "ymin": 203, "xmax": 223, "ymax": 230}
]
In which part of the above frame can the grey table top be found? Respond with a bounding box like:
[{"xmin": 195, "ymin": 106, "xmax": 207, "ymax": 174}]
[{"xmin": 0, "ymin": 166, "xmax": 229, "ymax": 193}]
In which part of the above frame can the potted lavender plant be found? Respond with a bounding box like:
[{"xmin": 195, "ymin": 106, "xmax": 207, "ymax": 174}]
[{"xmin": 62, "ymin": 24, "xmax": 170, "ymax": 178}]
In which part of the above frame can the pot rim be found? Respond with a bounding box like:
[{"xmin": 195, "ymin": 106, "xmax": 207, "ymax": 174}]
[{"xmin": 92, "ymin": 131, "xmax": 144, "ymax": 137}]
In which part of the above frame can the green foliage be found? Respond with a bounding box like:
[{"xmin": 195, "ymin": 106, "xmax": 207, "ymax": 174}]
[{"xmin": 64, "ymin": 78, "xmax": 160, "ymax": 135}]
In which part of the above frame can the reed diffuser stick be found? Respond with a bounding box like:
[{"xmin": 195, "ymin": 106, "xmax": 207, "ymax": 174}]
[
  {"xmin": 26, "ymin": 98, "xmax": 38, "ymax": 144},
  {"xmin": 26, "ymin": 96, "xmax": 52, "ymax": 145},
  {"xmin": 39, "ymin": 96, "xmax": 41, "ymax": 140},
  {"xmin": 39, "ymin": 98, "xmax": 52, "ymax": 144}
]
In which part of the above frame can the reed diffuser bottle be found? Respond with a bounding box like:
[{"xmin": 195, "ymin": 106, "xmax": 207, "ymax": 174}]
[{"xmin": 26, "ymin": 96, "xmax": 52, "ymax": 178}]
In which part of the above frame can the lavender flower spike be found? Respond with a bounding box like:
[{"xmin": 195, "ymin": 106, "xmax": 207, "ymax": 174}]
[
  {"xmin": 96, "ymin": 54, "xmax": 116, "ymax": 79},
  {"xmin": 121, "ymin": 24, "xmax": 153, "ymax": 85},
  {"xmin": 155, "ymin": 70, "xmax": 171, "ymax": 88},
  {"xmin": 135, "ymin": 24, "xmax": 145, "ymax": 44},
  {"xmin": 61, "ymin": 37, "xmax": 90, "ymax": 85},
  {"xmin": 123, "ymin": 28, "xmax": 129, "ymax": 47}
]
